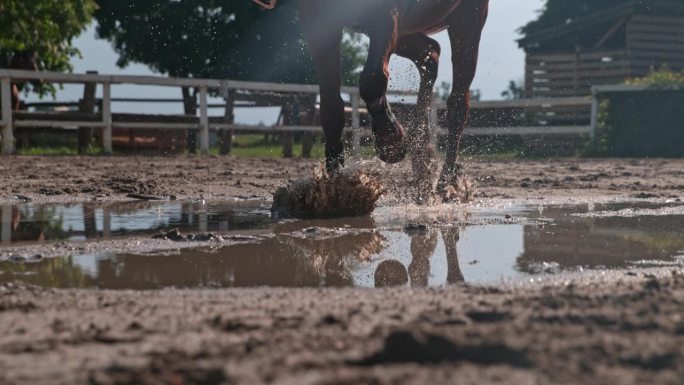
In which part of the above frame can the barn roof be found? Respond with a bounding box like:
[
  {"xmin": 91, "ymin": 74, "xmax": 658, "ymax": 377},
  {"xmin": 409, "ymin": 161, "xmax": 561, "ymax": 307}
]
[{"xmin": 518, "ymin": 0, "xmax": 684, "ymax": 52}]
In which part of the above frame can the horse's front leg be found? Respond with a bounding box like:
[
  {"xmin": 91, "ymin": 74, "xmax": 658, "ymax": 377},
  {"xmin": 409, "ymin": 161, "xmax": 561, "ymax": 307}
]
[
  {"xmin": 300, "ymin": 12, "xmax": 345, "ymax": 172},
  {"xmin": 360, "ymin": 9, "xmax": 406, "ymax": 164},
  {"xmin": 439, "ymin": 1, "xmax": 489, "ymax": 196},
  {"xmin": 395, "ymin": 34, "xmax": 441, "ymax": 202},
  {"xmin": 441, "ymin": 227, "xmax": 464, "ymax": 284}
]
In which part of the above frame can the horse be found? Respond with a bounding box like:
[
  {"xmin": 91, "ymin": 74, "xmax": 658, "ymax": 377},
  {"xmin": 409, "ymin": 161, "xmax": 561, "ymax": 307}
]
[
  {"xmin": 252, "ymin": 0, "xmax": 489, "ymax": 196},
  {"xmin": 8, "ymin": 51, "xmax": 39, "ymax": 111}
]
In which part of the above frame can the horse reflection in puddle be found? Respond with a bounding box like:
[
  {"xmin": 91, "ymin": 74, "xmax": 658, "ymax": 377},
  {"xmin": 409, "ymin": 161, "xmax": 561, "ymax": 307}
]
[
  {"xmin": 1, "ymin": 217, "xmax": 464, "ymax": 289},
  {"xmin": 375, "ymin": 227, "xmax": 463, "ymax": 288}
]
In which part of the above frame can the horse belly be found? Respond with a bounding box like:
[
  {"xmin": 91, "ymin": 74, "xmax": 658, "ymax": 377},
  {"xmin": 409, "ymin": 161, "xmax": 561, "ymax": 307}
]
[{"xmin": 399, "ymin": 0, "xmax": 462, "ymax": 35}]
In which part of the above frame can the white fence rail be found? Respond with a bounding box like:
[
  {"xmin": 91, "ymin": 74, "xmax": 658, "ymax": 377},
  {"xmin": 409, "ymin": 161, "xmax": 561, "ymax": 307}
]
[{"xmin": 0, "ymin": 69, "xmax": 595, "ymax": 155}]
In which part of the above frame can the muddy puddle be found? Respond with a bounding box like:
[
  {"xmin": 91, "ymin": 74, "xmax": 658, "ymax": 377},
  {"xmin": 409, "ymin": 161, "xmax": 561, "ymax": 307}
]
[{"xmin": 1, "ymin": 200, "xmax": 683, "ymax": 289}]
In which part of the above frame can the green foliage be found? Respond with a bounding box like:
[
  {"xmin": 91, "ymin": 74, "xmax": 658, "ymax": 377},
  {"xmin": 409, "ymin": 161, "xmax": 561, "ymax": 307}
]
[
  {"xmin": 519, "ymin": 0, "xmax": 629, "ymax": 38},
  {"xmin": 626, "ymin": 66, "xmax": 684, "ymax": 89},
  {"xmin": 0, "ymin": 256, "xmax": 91, "ymax": 289},
  {"xmin": 95, "ymin": 1, "xmax": 366, "ymax": 86},
  {"xmin": 225, "ymin": 135, "xmax": 324, "ymax": 159},
  {"xmin": 341, "ymin": 31, "xmax": 368, "ymax": 87},
  {"xmin": 0, "ymin": 0, "xmax": 97, "ymax": 95},
  {"xmin": 501, "ymin": 79, "xmax": 525, "ymax": 100},
  {"xmin": 17, "ymin": 146, "xmax": 102, "ymax": 156},
  {"xmin": 435, "ymin": 81, "xmax": 451, "ymax": 102},
  {"xmin": 590, "ymin": 90, "xmax": 684, "ymax": 157},
  {"xmin": 435, "ymin": 82, "xmax": 481, "ymax": 102},
  {"xmin": 589, "ymin": 67, "xmax": 684, "ymax": 157}
]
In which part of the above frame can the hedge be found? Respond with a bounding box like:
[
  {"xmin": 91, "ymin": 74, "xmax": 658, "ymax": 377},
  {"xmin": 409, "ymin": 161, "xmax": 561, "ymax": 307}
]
[{"xmin": 590, "ymin": 89, "xmax": 684, "ymax": 157}]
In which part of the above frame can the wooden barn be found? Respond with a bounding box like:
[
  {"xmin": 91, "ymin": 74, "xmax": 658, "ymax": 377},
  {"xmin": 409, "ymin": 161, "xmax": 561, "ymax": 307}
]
[{"xmin": 519, "ymin": 0, "xmax": 684, "ymax": 98}]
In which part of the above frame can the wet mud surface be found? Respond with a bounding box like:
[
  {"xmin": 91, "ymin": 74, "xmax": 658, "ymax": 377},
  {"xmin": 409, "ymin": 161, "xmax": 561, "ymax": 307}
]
[
  {"xmin": 2, "ymin": 269, "xmax": 684, "ymax": 385},
  {"xmin": 2, "ymin": 156, "xmax": 684, "ymax": 204},
  {"xmin": 2, "ymin": 156, "xmax": 684, "ymax": 384}
]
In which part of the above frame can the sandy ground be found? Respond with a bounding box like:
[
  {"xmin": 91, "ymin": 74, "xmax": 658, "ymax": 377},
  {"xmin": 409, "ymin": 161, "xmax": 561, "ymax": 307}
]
[
  {"xmin": 1, "ymin": 155, "xmax": 684, "ymax": 384},
  {"xmin": 1, "ymin": 155, "xmax": 683, "ymax": 204},
  {"xmin": 2, "ymin": 269, "xmax": 684, "ymax": 385}
]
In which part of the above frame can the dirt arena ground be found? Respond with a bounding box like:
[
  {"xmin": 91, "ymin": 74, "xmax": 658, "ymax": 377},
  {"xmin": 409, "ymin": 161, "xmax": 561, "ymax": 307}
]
[
  {"xmin": 1, "ymin": 155, "xmax": 683, "ymax": 204},
  {"xmin": 1, "ymin": 155, "xmax": 684, "ymax": 385}
]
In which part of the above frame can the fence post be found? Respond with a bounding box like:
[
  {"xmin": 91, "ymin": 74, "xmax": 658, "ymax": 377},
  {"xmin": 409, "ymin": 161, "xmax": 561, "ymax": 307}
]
[
  {"xmin": 78, "ymin": 70, "xmax": 98, "ymax": 154},
  {"xmin": 351, "ymin": 92, "xmax": 361, "ymax": 156},
  {"xmin": 1, "ymin": 77, "xmax": 14, "ymax": 155},
  {"xmin": 281, "ymin": 101, "xmax": 293, "ymax": 158},
  {"xmin": 1, "ymin": 205, "xmax": 10, "ymax": 245},
  {"xmin": 301, "ymin": 94, "xmax": 316, "ymax": 158},
  {"xmin": 183, "ymin": 87, "xmax": 198, "ymax": 154},
  {"xmin": 102, "ymin": 82, "xmax": 113, "ymax": 155},
  {"xmin": 103, "ymin": 205, "xmax": 111, "ymax": 239},
  {"xmin": 590, "ymin": 88, "xmax": 599, "ymax": 143},
  {"xmin": 199, "ymin": 86, "xmax": 209, "ymax": 155},
  {"xmin": 220, "ymin": 88, "xmax": 235, "ymax": 155},
  {"xmin": 573, "ymin": 46, "xmax": 581, "ymax": 95}
]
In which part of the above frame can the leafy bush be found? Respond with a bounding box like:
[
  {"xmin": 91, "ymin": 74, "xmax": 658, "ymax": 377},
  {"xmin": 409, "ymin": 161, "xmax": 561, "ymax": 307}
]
[
  {"xmin": 588, "ymin": 67, "xmax": 684, "ymax": 157},
  {"xmin": 590, "ymin": 90, "xmax": 684, "ymax": 157},
  {"xmin": 626, "ymin": 66, "xmax": 684, "ymax": 89}
]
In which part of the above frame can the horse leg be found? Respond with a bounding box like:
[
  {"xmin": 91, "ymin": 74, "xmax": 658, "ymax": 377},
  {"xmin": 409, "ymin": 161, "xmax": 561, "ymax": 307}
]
[
  {"xmin": 395, "ymin": 34, "xmax": 440, "ymax": 202},
  {"xmin": 438, "ymin": 0, "xmax": 489, "ymax": 195},
  {"xmin": 441, "ymin": 227, "xmax": 464, "ymax": 283},
  {"xmin": 301, "ymin": 20, "xmax": 345, "ymax": 172},
  {"xmin": 359, "ymin": 9, "xmax": 406, "ymax": 164},
  {"xmin": 408, "ymin": 229, "xmax": 438, "ymax": 287},
  {"xmin": 11, "ymin": 84, "xmax": 20, "ymax": 111}
]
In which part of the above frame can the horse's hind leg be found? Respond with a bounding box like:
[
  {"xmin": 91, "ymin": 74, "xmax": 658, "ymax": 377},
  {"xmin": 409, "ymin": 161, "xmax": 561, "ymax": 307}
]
[
  {"xmin": 439, "ymin": 0, "xmax": 489, "ymax": 197},
  {"xmin": 359, "ymin": 9, "xmax": 406, "ymax": 164},
  {"xmin": 395, "ymin": 34, "xmax": 441, "ymax": 202}
]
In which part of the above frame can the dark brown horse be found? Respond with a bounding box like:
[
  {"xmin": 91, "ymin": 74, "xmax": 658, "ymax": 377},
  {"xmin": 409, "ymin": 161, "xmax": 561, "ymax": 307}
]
[
  {"xmin": 253, "ymin": 0, "xmax": 489, "ymax": 195},
  {"xmin": 7, "ymin": 51, "xmax": 39, "ymax": 111}
]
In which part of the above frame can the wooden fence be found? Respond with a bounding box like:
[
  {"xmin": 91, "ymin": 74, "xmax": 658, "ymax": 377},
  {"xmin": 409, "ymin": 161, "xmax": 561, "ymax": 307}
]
[{"xmin": 1, "ymin": 69, "xmax": 594, "ymax": 156}]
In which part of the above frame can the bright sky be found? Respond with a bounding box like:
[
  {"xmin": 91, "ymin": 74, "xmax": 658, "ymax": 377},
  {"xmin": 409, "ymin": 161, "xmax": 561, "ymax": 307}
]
[{"xmin": 30, "ymin": 0, "xmax": 545, "ymax": 121}]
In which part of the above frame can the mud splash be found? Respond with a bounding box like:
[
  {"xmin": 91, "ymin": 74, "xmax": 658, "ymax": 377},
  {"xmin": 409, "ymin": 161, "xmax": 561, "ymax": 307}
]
[{"xmin": 272, "ymin": 165, "xmax": 384, "ymax": 218}]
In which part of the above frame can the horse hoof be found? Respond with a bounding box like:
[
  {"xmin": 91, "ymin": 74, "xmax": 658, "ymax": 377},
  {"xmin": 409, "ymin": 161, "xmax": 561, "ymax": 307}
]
[
  {"xmin": 325, "ymin": 145, "xmax": 345, "ymax": 173},
  {"xmin": 374, "ymin": 125, "xmax": 407, "ymax": 164}
]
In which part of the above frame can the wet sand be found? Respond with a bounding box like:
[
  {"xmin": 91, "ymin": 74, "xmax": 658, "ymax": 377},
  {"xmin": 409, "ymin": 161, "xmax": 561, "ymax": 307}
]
[
  {"xmin": 2, "ymin": 269, "xmax": 683, "ymax": 385},
  {"xmin": 1, "ymin": 155, "xmax": 683, "ymax": 205},
  {"xmin": 1, "ymin": 155, "xmax": 684, "ymax": 384}
]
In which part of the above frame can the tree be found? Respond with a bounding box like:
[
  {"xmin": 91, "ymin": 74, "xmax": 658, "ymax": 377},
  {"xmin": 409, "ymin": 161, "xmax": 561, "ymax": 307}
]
[
  {"xmin": 340, "ymin": 32, "xmax": 367, "ymax": 87},
  {"xmin": 520, "ymin": 0, "xmax": 629, "ymax": 39},
  {"xmin": 501, "ymin": 79, "xmax": 524, "ymax": 100},
  {"xmin": 94, "ymin": 1, "xmax": 367, "ymax": 113},
  {"xmin": 435, "ymin": 81, "xmax": 480, "ymax": 102},
  {"xmin": 435, "ymin": 81, "xmax": 450, "ymax": 102},
  {"xmin": 0, "ymin": 0, "xmax": 97, "ymax": 95}
]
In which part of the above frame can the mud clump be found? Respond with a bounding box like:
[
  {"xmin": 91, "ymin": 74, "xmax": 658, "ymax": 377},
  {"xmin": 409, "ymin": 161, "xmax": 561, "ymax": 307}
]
[
  {"xmin": 105, "ymin": 176, "xmax": 161, "ymax": 195},
  {"xmin": 443, "ymin": 174, "xmax": 476, "ymax": 203},
  {"xmin": 152, "ymin": 229, "xmax": 223, "ymax": 242},
  {"xmin": 272, "ymin": 167, "xmax": 384, "ymax": 219}
]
